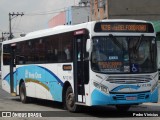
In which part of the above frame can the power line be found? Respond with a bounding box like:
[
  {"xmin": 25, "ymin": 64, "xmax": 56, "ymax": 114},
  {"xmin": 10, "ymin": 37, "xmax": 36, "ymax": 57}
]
[
  {"xmin": 8, "ymin": 5, "xmax": 90, "ymax": 36},
  {"xmin": 25, "ymin": 7, "xmax": 67, "ymax": 16},
  {"xmin": 25, "ymin": 0, "xmax": 79, "ymax": 15},
  {"xmin": 25, "ymin": 6, "xmax": 90, "ymax": 16},
  {"xmin": 24, "ymin": 3, "xmax": 90, "ymax": 16},
  {"xmin": 25, "ymin": 10, "xmax": 68, "ymax": 16}
]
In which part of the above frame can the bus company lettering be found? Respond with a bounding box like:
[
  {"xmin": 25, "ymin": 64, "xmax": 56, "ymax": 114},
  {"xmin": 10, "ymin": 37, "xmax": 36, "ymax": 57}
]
[{"xmin": 25, "ymin": 70, "xmax": 42, "ymax": 79}]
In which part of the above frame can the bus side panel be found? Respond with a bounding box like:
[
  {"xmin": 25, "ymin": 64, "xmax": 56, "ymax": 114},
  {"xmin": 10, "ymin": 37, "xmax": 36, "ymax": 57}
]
[
  {"xmin": 35, "ymin": 64, "xmax": 47, "ymax": 99},
  {"xmin": 16, "ymin": 65, "xmax": 36, "ymax": 97},
  {"xmin": 57, "ymin": 63, "xmax": 74, "ymax": 90},
  {"xmin": 2, "ymin": 65, "xmax": 17, "ymax": 94},
  {"xmin": 2, "ymin": 66, "xmax": 11, "ymax": 93},
  {"xmin": 43, "ymin": 64, "xmax": 65, "ymax": 101},
  {"xmin": 16, "ymin": 64, "xmax": 64, "ymax": 102}
]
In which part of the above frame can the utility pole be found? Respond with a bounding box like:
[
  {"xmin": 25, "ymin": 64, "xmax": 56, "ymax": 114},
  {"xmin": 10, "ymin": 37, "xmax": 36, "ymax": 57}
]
[{"xmin": 9, "ymin": 12, "xmax": 24, "ymax": 40}]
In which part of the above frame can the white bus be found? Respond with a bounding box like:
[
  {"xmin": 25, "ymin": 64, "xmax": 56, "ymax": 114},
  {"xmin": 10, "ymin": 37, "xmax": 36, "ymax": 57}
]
[{"xmin": 1, "ymin": 19, "xmax": 159, "ymax": 112}]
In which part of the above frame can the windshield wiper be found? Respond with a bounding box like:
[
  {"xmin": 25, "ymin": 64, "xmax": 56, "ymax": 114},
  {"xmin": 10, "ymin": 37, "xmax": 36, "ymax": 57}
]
[
  {"xmin": 109, "ymin": 34, "xmax": 125, "ymax": 50},
  {"xmin": 134, "ymin": 34, "xmax": 144, "ymax": 52}
]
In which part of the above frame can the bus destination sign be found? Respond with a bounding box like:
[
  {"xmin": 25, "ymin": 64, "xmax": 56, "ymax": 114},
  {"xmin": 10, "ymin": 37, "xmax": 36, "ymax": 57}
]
[{"xmin": 94, "ymin": 22, "xmax": 154, "ymax": 33}]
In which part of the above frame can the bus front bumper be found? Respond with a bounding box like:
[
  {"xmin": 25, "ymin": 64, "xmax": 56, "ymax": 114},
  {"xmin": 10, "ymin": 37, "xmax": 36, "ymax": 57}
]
[{"xmin": 91, "ymin": 87, "xmax": 158, "ymax": 105}]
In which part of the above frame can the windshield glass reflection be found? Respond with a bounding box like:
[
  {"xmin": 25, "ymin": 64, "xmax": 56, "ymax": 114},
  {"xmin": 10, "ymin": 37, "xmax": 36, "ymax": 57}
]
[{"xmin": 91, "ymin": 36, "xmax": 157, "ymax": 73}]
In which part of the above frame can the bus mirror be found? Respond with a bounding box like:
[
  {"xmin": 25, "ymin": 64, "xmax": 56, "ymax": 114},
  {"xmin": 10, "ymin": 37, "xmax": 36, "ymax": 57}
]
[{"xmin": 86, "ymin": 39, "xmax": 92, "ymax": 52}]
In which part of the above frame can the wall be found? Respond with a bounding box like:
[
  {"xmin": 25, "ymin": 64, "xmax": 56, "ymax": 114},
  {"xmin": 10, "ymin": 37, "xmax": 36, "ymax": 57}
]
[
  {"xmin": 48, "ymin": 12, "xmax": 66, "ymax": 28},
  {"xmin": 66, "ymin": 7, "xmax": 72, "ymax": 25},
  {"xmin": 91, "ymin": 0, "xmax": 108, "ymax": 21},
  {"xmin": 108, "ymin": 0, "xmax": 160, "ymax": 20},
  {"xmin": 91, "ymin": 0, "xmax": 160, "ymax": 21},
  {"xmin": 72, "ymin": 6, "xmax": 90, "ymax": 24},
  {"xmin": 48, "ymin": 6, "xmax": 90, "ymax": 28}
]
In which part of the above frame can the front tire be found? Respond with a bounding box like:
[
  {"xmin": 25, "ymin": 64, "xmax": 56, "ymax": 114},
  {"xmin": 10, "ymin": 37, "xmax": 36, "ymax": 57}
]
[
  {"xmin": 65, "ymin": 86, "xmax": 80, "ymax": 112},
  {"xmin": 20, "ymin": 82, "xmax": 29, "ymax": 103}
]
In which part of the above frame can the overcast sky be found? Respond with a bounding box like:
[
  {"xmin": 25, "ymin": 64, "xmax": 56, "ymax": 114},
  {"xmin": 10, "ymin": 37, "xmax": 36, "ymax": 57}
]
[{"xmin": 0, "ymin": 0, "xmax": 79, "ymax": 38}]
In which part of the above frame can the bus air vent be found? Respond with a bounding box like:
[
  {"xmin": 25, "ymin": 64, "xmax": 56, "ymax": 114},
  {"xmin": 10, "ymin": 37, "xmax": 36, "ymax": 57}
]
[{"xmin": 106, "ymin": 75, "xmax": 152, "ymax": 84}]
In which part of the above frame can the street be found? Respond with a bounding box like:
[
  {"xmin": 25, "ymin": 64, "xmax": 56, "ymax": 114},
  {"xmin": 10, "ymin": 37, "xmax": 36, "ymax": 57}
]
[{"xmin": 0, "ymin": 80, "xmax": 160, "ymax": 120}]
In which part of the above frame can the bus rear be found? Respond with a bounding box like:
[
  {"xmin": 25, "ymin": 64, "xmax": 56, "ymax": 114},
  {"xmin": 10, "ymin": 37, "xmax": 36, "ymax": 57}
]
[{"xmin": 88, "ymin": 20, "xmax": 158, "ymax": 111}]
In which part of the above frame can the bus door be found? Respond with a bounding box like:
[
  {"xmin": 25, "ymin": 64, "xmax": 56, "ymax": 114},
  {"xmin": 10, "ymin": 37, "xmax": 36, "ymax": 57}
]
[
  {"xmin": 73, "ymin": 29, "xmax": 89, "ymax": 103},
  {"xmin": 10, "ymin": 43, "xmax": 16, "ymax": 96}
]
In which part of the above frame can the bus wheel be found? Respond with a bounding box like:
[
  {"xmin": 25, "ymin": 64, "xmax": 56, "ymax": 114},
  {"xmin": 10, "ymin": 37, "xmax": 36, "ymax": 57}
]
[
  {"xmin": 116, "ymin": 105, "xmax": 131, "ymax": 111},
  {"xmin": 20, "ymin": 82, "xmax": 29, "ymax": 103},
  {"xmin": 65, "ymin": 86, "xmax": 79, "ymax": 112}
]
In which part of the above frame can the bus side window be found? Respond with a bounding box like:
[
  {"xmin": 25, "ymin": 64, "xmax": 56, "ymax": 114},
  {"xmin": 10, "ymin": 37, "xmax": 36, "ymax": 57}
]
[
  {"xmin": 3, "ymin": 44, "xmax": 11, "ymax": 65},
  {"xmin": 16, "ymin": 56, "xmax": 25, "ymax": 64},
  {"xmin": 58, "ymin": 32, "xmax": 73, "ymax": 62}
]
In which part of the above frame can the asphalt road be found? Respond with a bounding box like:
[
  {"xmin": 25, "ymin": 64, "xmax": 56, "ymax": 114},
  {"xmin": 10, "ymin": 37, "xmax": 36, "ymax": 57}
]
[{"xmin": 0, "ymin": 80, "xmax": 160, "ymax": 120}]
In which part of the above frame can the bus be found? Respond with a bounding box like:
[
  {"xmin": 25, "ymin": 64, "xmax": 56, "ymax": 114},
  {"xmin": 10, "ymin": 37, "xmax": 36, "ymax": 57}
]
[{"xmin": 1, "ymin": 19, "xmax": 159, "ymax": 112}]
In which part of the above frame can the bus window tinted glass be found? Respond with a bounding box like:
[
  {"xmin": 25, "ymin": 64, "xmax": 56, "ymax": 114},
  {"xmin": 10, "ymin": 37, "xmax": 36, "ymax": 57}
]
[
  {"xmin": 58, "ymin": 32, "xmax": 73, "ymax": 62},
  {"xmin": 35, "ymin": 38, "xmax": 46, "ymax": 63},
  {"xmin": 16, "ymin": 40, "xmax": 34, "ymax": 64},
  {"xmin": 46, "ymin": 35, "xmax": 59, "ymax": 63},
  {"xmin": 3, "ymin": 44, "xmax": 11, "ymax": 65},
  {"xmin": 91, "ymin": 36, "xmax": 157, "ymax": 73}
]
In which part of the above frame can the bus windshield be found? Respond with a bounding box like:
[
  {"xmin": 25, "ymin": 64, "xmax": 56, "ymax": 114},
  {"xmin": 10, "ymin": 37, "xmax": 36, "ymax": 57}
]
[{"xmin": 91, "ymin": 36, "xmax": 157, "ymax": 73}]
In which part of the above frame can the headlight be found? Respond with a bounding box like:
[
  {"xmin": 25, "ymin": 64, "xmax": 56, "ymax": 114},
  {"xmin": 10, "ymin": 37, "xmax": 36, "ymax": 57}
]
[
  {"xmin": 151, "ymin": 81, "xmax": 158, "ymax": 92},
  {"xmin": 93, "ymin": 82, "xmax": 109, "ymax": 94}
]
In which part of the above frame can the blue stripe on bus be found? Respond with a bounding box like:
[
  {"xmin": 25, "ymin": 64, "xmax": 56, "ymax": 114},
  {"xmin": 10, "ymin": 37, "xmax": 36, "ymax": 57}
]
[
  {"xmin": 3, "ymin": 65, "xmax": 64, "ymax": 86},
  {"xmin": 37, "ymin": 66, "xmax": 64, "ymax": 86},
  {"xmin": 111, "ymin": 85, "xmax": 140, "ymax": 92},
  {"xmin": 3, "ymin": 65, "xmax": 64, "ymax": 101},
  {"xmin": 3, "ymin": 71, "xmax": 17, "ymax": 80}
]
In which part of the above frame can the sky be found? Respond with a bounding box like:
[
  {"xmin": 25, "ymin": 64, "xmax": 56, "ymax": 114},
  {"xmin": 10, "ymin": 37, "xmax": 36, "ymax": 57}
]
[{"xmin": 0, "ymin": 0, "xmax": 79, "ymax": 38}]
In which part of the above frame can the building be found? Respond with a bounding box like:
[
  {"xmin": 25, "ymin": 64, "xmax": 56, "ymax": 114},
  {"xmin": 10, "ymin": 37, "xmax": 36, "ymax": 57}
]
[
  {"xmin": 66, "ymin": 6, "xmax": 90, "ymax": 25},
  {"xmin": 91, "ymin": 0, "xmax": 160, "ymax": 20},
  {"xmin": 48, "ymin": 6, "xmax": 90, "ymax": 28},
  {"xmin": 90, "ymin": 0, "xmax": 160, "ymax": 38},
  {"xmin": 48, "ymin": 12, "xmax": 66, "ymax": 28},
  {"xmin": 91, "ymin": 0, "xmax": 108, "ymax": 20}
]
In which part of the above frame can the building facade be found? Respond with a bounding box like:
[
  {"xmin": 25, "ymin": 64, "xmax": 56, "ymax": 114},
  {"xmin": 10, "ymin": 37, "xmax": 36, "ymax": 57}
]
[
  {"xmin": 90, "ymin": 0, "xmax": 160, "ymax": 36},
  {"xmin": 48, "ymin": 12, "xmax": 66, "ymax": 28},
  {"xmin": 91, "ymin": 0, "xmax": 160, "ymax": 21},
  {"xmin": 48, "ymin": 6, "xmax": 90, "ymax": 28}
]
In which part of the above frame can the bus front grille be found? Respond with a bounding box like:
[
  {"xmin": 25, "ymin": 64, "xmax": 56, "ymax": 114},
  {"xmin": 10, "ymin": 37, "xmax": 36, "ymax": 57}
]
[
  {"xmin": 112, "ymin": 93, "xmax": 149, "ymax": 100},
  {"xmin": 106, "ymin": 75, "xmax": 152, "ymax": 84}
]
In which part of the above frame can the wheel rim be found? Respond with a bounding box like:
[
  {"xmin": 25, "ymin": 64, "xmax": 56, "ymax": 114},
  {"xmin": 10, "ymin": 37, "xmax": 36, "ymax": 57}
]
[{"xmin": 66, "ymin": 93, "xmax": 74, "ymax": 108}]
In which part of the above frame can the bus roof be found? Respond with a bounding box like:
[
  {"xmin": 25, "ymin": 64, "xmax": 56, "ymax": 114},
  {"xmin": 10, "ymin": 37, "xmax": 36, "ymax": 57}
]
[{"xmin": 2, "ymin": 19, "xmax": 152, "ymax": 44}]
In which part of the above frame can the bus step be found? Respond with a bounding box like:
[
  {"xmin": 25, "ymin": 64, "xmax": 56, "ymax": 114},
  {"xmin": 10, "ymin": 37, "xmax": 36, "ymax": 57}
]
[
  {"xmin": 11, "ymin": 92, "xmax": 16, "ymax": 96},
  {"xmin": 75, "ymin": 102, "xmax": 86, "ymax": 106}
]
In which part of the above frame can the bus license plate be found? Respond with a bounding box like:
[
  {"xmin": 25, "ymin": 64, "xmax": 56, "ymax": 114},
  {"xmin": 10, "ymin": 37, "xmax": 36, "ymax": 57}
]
[{"xmin": 126, "ymin": 96, "xmax": 137, "ymax": 100}]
